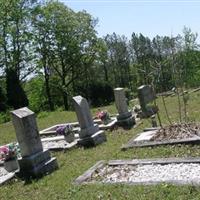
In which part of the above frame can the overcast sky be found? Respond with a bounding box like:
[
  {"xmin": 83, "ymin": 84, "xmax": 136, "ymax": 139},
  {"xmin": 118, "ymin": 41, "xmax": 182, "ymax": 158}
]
[{"xmin": 60, "ymin": 0, "xmax": 200, "ymax": 40}]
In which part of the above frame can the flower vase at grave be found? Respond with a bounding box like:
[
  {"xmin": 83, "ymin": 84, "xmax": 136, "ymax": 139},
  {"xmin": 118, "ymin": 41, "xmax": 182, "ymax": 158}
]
[
  {"xmin": 64, "ymin": 133, "xmax": 75, "ymax": 143},
  {"xmin": 4, "ymin": 159, "xmax": 19, "ymax": 172},
  {"xmin": 56, "ymin": 124, "xmax": 75, "ymax": 143}
]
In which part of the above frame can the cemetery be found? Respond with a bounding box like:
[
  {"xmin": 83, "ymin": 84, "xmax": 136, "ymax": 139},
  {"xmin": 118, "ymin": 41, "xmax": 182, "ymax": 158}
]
[
  {"xmin": 0, "ymin": 1, "xmax": 200, "ymax": 199},
  {"xmin": 1, "ymin": 85, "xmax": 200, "ymax": 199}
]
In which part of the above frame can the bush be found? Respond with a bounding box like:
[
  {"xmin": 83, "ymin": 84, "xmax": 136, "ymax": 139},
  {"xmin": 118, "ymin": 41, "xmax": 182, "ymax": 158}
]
[
  {"xmin": 87, "ymin": 82, "xmax": 114, "ymax": 107},
  {"xmin": 0, "ymin": 112, "xmax": 10, "ymax": 124},
  {"xmin": 76, "ymin": 82, "xmax": 114, "ymax": 107}
]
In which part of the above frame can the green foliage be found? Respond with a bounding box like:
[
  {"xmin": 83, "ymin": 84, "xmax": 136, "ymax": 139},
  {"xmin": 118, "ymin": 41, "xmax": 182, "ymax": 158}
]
[
  {"xmin": 88, "ymin": 82, "xmax": 114, "ymax": 106},
  {"xmin": 0, "ymin": 0, "xmax": 199, "ymax": 115},
  {"xmin": 6, "ymin": 68, "xmax": 29, "ymax": 109},
  {"xmin": 0, "ymin": 85, "xmax": 7, "ymax": 112},
  {"xmin": 25, "ymin": 76, "xmax": 46, "ymax": 112},
  {"xmin": 0, "ymin": 111, "xmax": 10, "ymax": 124}
]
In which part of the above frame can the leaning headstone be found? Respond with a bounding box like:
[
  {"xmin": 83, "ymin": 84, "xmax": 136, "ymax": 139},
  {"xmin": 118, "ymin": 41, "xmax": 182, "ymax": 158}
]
[
  {"xmin": 11, "ymin": 107, "xmax": 58, "ymax": 178},
  {"xmin": 72, "ymin": 96, "xmax": 106, "ymax": 147},
  {"xmin": 138, "ymin": 85, "xmax": 158, "ymax": 118},
  {"xmin": 114, "ymin": 88, "xmax": 135, "ymax": 128}
]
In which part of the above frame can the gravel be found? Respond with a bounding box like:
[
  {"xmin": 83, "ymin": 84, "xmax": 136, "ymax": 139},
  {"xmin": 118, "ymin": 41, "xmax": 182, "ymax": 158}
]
[{"xmin": 91, "ymin": 163, "xmax": 200, "ymax": 184}]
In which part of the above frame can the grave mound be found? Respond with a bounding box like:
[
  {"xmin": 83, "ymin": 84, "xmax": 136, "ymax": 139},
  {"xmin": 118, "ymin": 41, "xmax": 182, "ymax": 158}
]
[{"xmin": 152, "ymin": 123, "xmax": 200, "ymax": 141}]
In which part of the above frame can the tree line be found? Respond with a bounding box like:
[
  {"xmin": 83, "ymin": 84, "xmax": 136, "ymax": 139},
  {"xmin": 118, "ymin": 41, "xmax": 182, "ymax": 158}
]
[{"xmin": 0, "ymin": 0, "xmax": 200, "ymax": 117}]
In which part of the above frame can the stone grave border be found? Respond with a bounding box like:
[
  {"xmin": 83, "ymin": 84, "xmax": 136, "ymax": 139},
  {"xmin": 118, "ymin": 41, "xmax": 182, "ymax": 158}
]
[
  {"xmin": 39, "ymin": 118, "xmax": 117, "ymax": 137},
  {"xmin": 74, "ymin": 157, "xmax": 200, "ymax": 186},
  {"xmin": 121, "ymin": 127, "xmax": 200, "ymax": 150}
]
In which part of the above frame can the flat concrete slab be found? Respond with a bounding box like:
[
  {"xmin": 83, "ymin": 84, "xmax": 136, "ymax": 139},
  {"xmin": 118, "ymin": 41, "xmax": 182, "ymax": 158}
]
[
  {"xmin": 134, "ymin": 130, "xmax": 157, "ymax": 142},
  {"xmin": 41, "ymin": 136, "xmax": 78, "ymax": 151},
  {"xmin": 121, "ymin": 127, "xmax": 200, "ymax": 150},
  {"xmin": 0, "ymin": 165, "xmax": 18, "ymax": 186},
  {"xmin": 39, "ymin": 118, "xmax": 117, "ymax": 137}
]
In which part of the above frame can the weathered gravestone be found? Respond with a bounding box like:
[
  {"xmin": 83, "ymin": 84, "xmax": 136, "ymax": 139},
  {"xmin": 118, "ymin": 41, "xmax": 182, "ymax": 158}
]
[
  {"xmin": 11, "ymin": 107, "xmax": 58, "ymax": 177},
  {"xmin": 137, "ymin": 85, "xmax": 158, "ymax": 118},
  {"xmin": 72, "ymin": 96, "xmax": 106, "ymax": 147},
  {"xmin": 114, "ymin": 88, "xmax": 135, "ymax": 128}
]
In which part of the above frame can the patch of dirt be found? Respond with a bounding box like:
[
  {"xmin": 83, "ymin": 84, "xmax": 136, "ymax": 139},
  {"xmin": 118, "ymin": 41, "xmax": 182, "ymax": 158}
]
[{"xmin": 151, "ymin": 123, "xmax": 200, "ymax": 141}]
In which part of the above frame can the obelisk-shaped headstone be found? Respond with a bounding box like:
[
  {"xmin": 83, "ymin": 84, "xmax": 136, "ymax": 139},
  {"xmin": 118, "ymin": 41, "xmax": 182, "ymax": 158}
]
[
  {"xmin": 11, "ymin": 107, "xmax": 58, "ymax": 177},
  {"xmin": 73, "ymin": 96, "xmax": 106, "ymax": 147}
]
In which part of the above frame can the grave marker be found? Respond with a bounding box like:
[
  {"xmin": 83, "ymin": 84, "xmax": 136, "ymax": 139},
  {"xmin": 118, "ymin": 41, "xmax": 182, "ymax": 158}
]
[
  {"xmin": 72, "ymin": 96, "xmax": 106, "ymax": 147},
  {"xmin": 114, "ymin": 88, "xmax": 135, "ymax": 128},
  {"xmin": 137, "ymin": 85, "xmax": 158, "ymax": 117},
  {"xmin": 11, "ymin": 107, "xmax": 58, "ymax": 177}
]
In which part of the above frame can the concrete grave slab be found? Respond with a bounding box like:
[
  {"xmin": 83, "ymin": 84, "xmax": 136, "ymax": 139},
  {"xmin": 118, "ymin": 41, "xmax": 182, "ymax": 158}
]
[
  {"xmin": 133, "ymin": 130, "xmax": 158, "ymax": 142},
  {"xmin": 0, "ymin": 163, "xmax": 18, "ymax": 186},
  {"xmin": 41, "ymin": 136, "xmax": 78, "ymax": 151},
  {"xmin": 121, "ymin": 127, "xmax": 200, "ymax": 150},
  {"xmin": 39, "ymin": 118, "xmax": 117, "ymax": 137},
  {"xmin": 74, "ymin": 157, "xmax": 200, "ymax": 186}
]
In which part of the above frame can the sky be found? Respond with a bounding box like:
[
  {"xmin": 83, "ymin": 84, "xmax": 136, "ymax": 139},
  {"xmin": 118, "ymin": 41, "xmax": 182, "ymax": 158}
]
[{"xmin": 59, "ymin": 0, "xmax": 200, "ymax": 40}]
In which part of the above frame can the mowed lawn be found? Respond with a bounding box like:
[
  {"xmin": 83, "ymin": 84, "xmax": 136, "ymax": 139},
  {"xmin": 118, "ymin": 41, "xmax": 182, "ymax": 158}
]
[{"xmin": 1, "ymin": 92, "xmax": 200, "ymax": 199}]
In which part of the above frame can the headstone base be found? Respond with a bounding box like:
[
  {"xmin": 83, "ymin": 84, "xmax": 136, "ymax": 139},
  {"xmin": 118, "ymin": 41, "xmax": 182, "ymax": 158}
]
[
  {"xmin": 80, "ymin": 124, "xmax": 99, "ymax": 138},
  {"xmin": 140, "ymin": 106, "xmax": 158, "ymax": 118},
  {"xmin": 117, "ymin": 112, "xmax": 135, "ymax": 129},
  {"xmin": 78, "ymin": 130, "xmax": 107, "ymax": 147},
  {"xmin": 18, "ymin": 150, "xmax": 58, "ymax": 177}
]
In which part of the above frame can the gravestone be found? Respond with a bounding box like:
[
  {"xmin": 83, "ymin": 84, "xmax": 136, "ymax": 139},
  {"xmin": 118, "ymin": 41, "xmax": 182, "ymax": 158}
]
[
  {"xmin": 138, "ymin": 85, "xmax": 158, "ymax": 118},
  {"xmin": 72, "ymin": 96, "xmax": 106, "ymax": 147},
  {"xmin": 11, "ymin": 107, "xmax": 58, "ymax": 177},
  {"xmin": 114, "ymin": 88, "xmax": 135, "ymax": 128}
]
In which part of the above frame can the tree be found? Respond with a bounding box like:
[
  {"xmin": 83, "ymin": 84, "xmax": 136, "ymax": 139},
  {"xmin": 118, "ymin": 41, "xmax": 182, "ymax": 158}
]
[
  {"xmin": 0, "ymin": 0, "xmax": 38, "ymax": 109},
  {"xmin": 104, "ymin": 33, "xmax": 131, "ymax": 88},
  {"xmin": 33, "ymin": 1, "xmax": 98, "ymax": 110}
]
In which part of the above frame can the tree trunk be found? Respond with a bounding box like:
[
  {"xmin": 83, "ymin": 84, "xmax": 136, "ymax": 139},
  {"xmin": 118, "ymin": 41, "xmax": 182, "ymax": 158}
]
[
  {"xmin": 44, "ymin": 69, "xmax": 54, "ymax": 111},
  {"xmin": 103, "ymin": 63, "xmax": 108, "ymax": 82},
  {"xmin": 62, "ymin": 77, "xmax": 69, "ymax": 110},
  {"xmin": 62, "ymin": 91, "xmax": 68, "ymax": 110}
]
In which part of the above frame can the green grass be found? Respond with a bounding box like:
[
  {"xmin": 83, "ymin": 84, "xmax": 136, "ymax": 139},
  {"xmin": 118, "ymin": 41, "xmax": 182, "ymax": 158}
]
[{"xmin": 1, "ymin": 92, "xmax": 200, "ymax": 199}]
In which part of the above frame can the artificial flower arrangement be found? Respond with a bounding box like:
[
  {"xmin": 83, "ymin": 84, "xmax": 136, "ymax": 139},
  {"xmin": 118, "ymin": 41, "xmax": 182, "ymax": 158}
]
[
  {"xmin": 0, "ymin": 143, "xmax": 20, "ymax": 162},
  {"xmin": 96, "ymin": 110, "xmax": 111, "ymax": 125},
  {"xmin": 56, "ymin": 124, "xmax": 74, "ymax": 143}
]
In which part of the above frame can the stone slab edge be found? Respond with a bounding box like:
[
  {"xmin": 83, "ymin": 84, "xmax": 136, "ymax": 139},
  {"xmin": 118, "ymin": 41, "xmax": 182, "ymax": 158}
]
[
  {"xmin": 121, "ymin": 136, "xmax": 200, "ymax": 150},
  {"xmin": 0, "ymin": 171, "xmax": 17, "ymax": 186},
  {"xmin": 39, "ymin": 118, "xmax": 117, "ymax": 136},
  {"xmin": 108, "ymin": 157, "xmax": 200, "ymax": 165},
  {"xmin": 0, "ymin": 173, "xmax": 15, "ymax": 186},
  {"xmin": 73, "ymin": 160, "xmax": 106, "ymax": 184}
]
